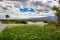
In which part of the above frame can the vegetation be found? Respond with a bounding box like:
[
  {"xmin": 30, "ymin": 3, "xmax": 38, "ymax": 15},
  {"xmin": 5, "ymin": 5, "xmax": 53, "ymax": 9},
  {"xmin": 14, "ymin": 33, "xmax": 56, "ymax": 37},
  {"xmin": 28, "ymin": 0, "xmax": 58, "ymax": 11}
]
[
  {"xmin": 0, "ymin": 24, "xmax": 60, "ymax": 40},
  {"xmin": 52, "ymin": 0, "xmax": 60, "ymax": 26},
  {"xmin": 1, "ymin": 20, "xmax": 27, "ymax": 24},
  {"xmin": 43, "ymin": 21, "xmax": 48, "ymax": 23},
  {"xmin": 47, "ymin": 21, "xmax": 57, "ymax": 25},
  {"xmin": 0, "ymin": 1, "xmax": 60, "ymax": 40},
  {"xmin": 5, "ymin": 15, "xmax": 10, "ymax": 20}
]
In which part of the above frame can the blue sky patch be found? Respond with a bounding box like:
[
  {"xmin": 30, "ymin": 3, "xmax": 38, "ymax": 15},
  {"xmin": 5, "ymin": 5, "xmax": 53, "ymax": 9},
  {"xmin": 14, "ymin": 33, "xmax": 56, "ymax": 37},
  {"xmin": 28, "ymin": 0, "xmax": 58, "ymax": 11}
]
[{"xmin": 20, "ymin": 8, "xmax": 36, "ymax": 13}]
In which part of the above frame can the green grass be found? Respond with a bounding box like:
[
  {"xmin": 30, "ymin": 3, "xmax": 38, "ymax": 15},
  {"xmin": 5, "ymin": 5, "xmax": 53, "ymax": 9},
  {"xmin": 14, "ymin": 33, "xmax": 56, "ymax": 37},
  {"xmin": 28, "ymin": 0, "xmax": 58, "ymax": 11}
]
[{"xmin": 0, "ymin": 24, "xmax": 60, "ymax": 40}]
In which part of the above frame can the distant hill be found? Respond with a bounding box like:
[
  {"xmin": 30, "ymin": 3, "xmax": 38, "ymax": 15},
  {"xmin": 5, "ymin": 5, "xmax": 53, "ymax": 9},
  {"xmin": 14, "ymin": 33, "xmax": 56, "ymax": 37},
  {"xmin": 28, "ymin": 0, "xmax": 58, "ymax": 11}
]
[{"xmin": 25, "ymin": 16, "xmax": 57, "ymax": 21}]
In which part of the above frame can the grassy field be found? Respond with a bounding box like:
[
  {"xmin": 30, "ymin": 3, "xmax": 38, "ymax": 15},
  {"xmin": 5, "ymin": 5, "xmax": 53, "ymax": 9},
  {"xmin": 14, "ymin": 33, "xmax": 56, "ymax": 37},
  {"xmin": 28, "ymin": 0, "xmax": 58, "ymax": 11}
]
[{"xmin": 0, "ymin": 24, "xmax": 60, "ymax": 40}]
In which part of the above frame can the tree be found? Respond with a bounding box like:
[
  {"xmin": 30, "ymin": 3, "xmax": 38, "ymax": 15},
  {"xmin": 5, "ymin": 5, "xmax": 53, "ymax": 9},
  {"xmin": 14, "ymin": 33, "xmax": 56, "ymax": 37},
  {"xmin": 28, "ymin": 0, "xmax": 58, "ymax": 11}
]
[
  {"xmin": 52, "ymin": 0, "xmax": 60, "ymax": 26},
  {"xmin": 5, "ymin": 15, "xmax": 10, "ymax": 20}
]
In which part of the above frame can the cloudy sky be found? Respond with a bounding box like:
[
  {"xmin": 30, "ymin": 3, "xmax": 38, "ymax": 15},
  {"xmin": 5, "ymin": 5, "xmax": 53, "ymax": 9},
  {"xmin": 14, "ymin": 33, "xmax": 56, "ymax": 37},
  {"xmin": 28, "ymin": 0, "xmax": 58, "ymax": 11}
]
[{"xmin": 0, "ymin": 0, "xmax": 59, "ymax": 19}]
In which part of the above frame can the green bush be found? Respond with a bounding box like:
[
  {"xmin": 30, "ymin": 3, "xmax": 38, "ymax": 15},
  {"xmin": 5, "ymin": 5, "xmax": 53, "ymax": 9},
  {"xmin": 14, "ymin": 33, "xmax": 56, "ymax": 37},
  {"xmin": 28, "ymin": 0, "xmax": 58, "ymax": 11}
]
[
  {"xmin": 47, "ymin": 21, "xmax": 58, "ymax": 25},
  {"xmin": 0, "ymin": 25, "xmax": 60, "ymax": 40},
  {"xmin": 43, "ymin": 21, "xmax": 48, "ymax": 23},
  {"xmin": 2, "ymin": 20, "xmax": 27, "ymax": 24},
  {"xmin": 16, "ymin": 20, "xmax": 27, "ymax": 24}
]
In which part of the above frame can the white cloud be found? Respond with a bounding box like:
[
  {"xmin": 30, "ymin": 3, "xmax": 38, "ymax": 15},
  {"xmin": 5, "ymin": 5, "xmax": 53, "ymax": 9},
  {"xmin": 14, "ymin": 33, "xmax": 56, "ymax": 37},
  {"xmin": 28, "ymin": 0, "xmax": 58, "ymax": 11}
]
[{"xmin": 0, "ymin": 0, "xmax": 59, "ymax": 19}]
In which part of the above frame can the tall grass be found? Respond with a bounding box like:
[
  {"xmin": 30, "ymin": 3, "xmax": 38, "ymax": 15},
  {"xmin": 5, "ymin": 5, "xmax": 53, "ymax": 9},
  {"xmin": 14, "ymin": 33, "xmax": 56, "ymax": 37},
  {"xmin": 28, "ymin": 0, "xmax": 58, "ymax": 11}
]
[{"xmin": 0, "ymin": 24, "xmax": 60, "ymax": 40}]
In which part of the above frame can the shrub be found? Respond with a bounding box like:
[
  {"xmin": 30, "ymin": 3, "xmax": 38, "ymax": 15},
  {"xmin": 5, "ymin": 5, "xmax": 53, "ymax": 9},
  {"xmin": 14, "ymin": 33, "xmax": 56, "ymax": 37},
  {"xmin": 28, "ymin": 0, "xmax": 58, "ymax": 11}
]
[
  {"xmin": 47, "ymin": 21, "xmax": 58, "ymax": 25},
  {"xmin": 0, "ymin": 25, "xmax": 59, "ymax": 40},
  {"xmin": 43, "ymin": 21, "xmax": 48, "ymax": 23},
  {"xmin": 2, "ymin": 20, "xmax": 27, "ymax": 24},
  {"xmin": 20, "ymin": 20, "xmax": 27, "ymax": 24}
]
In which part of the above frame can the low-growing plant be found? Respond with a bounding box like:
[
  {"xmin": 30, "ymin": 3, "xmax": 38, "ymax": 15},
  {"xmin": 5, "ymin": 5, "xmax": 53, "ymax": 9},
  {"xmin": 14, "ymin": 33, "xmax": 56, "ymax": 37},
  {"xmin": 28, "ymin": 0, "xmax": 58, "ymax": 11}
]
[
  {"xmin": 0, "ymin": 25, "xmax": 60, "ymax": 40},
  {"xmin": 47, "ymin": 21, "xmax": 58, "ymax": 25},
  {"xmin": 2, "ymin": 20, "xmax": 27, "ymax": 24},
  {"xmin": 43, "ymin": 21, "xmax": 48, "ymax": 23},
  {"xmin": 18, "ymin": 20, "xmax": 27, "ymax": 24}
]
